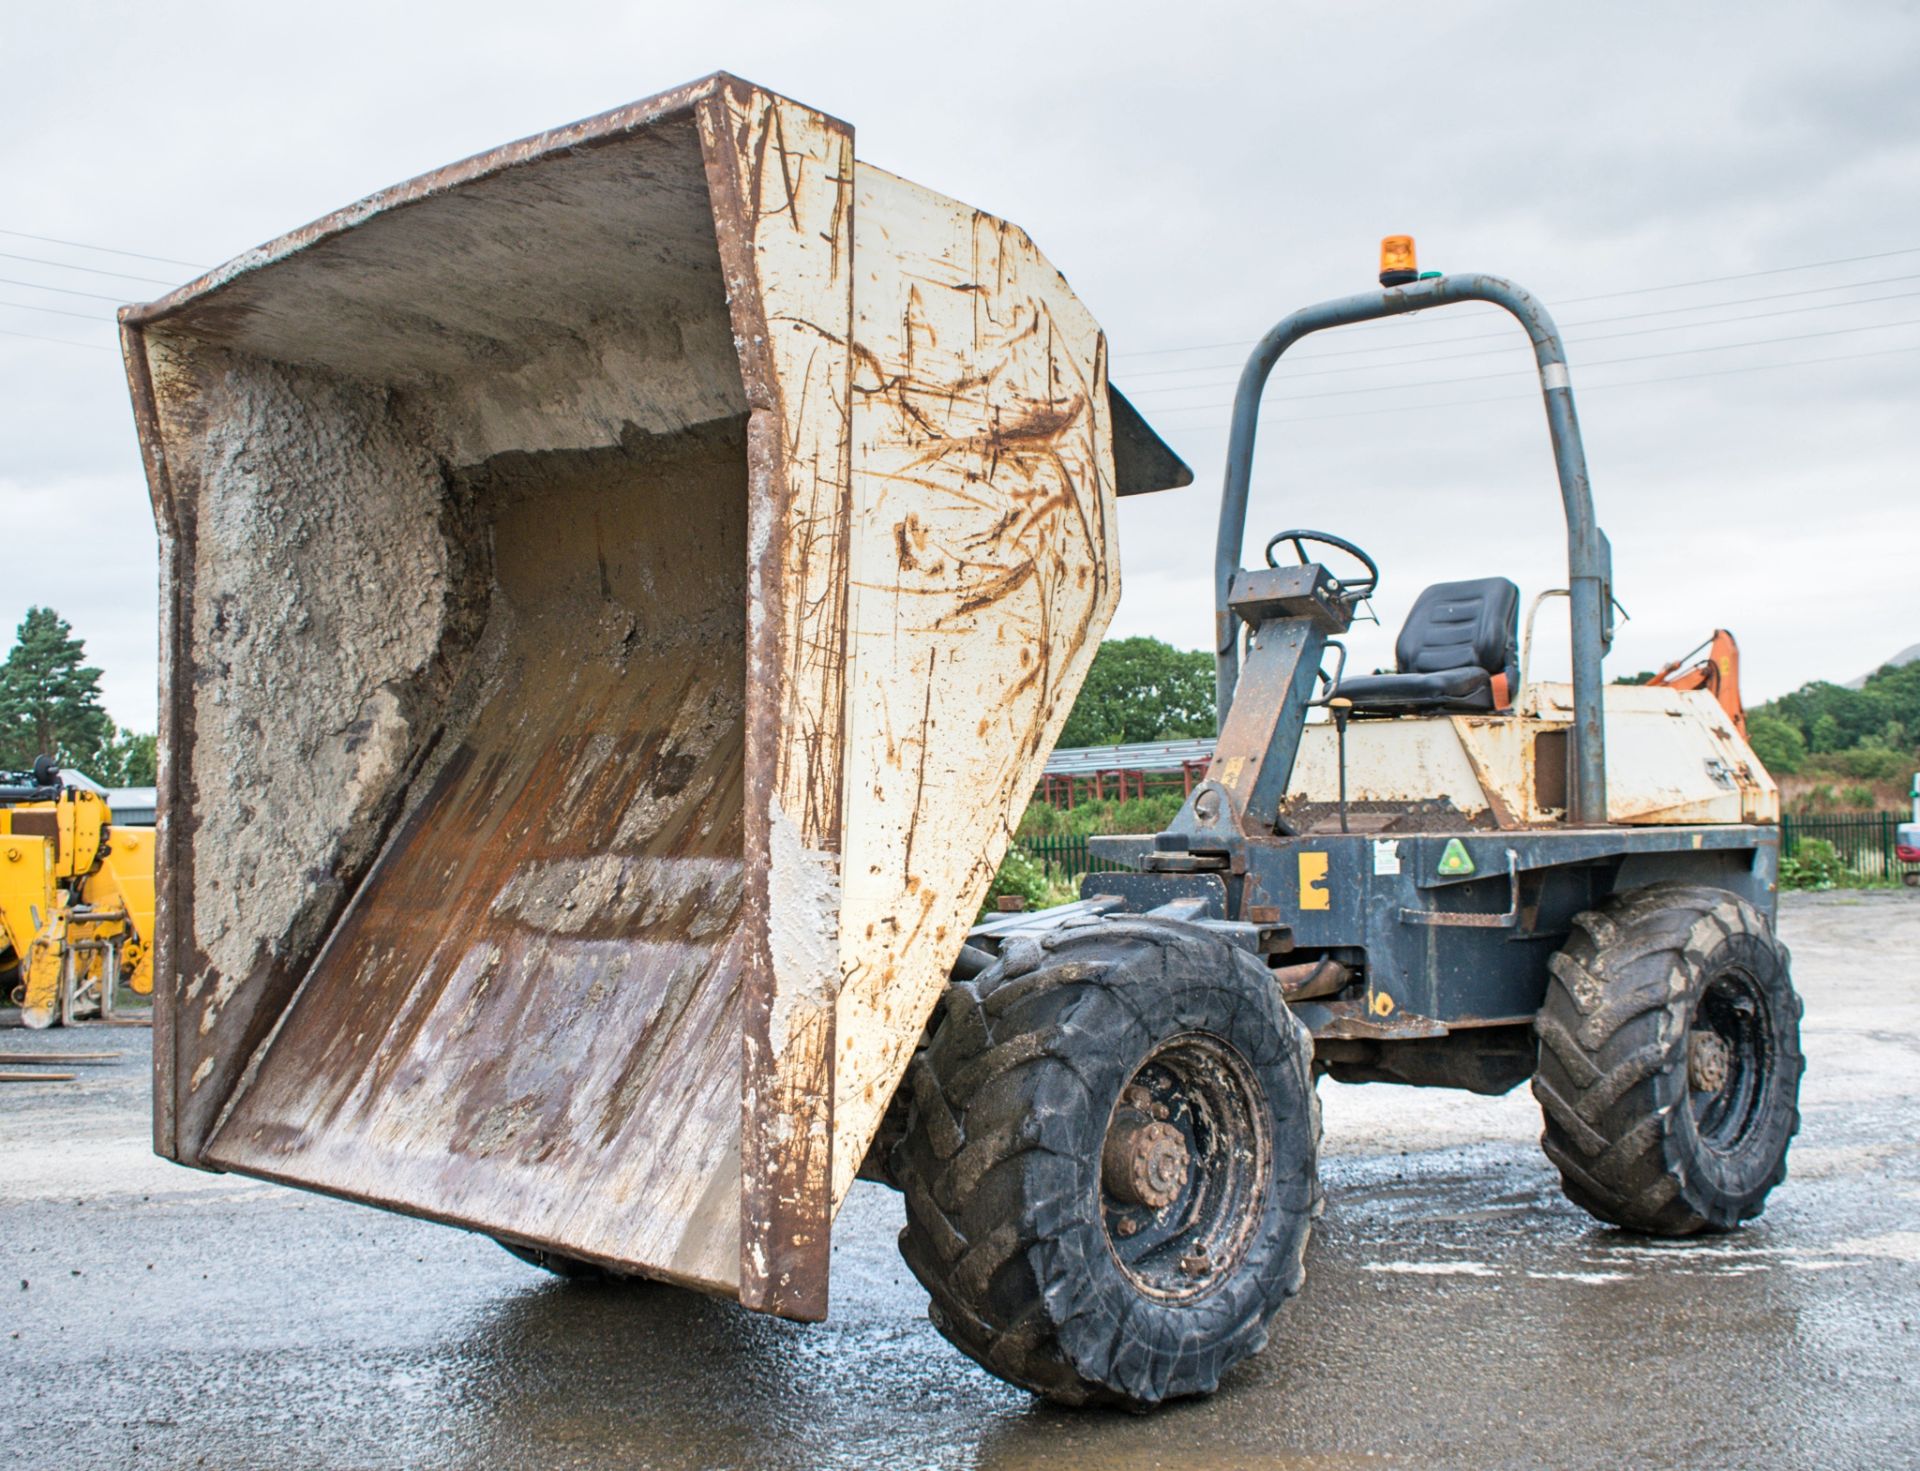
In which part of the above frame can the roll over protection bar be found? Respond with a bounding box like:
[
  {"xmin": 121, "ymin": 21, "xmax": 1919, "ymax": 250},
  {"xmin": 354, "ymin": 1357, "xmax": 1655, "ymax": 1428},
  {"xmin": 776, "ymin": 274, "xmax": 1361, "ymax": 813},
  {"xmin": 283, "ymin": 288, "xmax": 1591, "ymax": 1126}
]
[{"xmin": 1213, "ymin": 273, "xmax": 1613, "ymax": 826}]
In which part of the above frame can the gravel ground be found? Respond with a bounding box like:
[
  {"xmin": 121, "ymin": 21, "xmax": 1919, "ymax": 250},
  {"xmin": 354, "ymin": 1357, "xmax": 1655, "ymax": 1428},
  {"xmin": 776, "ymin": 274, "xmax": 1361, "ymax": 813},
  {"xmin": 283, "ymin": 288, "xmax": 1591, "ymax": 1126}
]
[{"xmin": 1, "ymin": 889, "xmax": 1914, "ymax": 1470}]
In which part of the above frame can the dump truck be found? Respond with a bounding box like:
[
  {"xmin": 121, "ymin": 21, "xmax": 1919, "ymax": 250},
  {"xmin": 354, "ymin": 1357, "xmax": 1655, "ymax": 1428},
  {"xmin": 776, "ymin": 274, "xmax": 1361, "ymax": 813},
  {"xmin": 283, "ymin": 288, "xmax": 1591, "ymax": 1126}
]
[
  {"xmin": 120, "ymin": 77, "xmax": 1803, "ymax": 1410},
  {"xmin": 2, "ymin": 759, "xmax": 157, "ymax": 1027}
]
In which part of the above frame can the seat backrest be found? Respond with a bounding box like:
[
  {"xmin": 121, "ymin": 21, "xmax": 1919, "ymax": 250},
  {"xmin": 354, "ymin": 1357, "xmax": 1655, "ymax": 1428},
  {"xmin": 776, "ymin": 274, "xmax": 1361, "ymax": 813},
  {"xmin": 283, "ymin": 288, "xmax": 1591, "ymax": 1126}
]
[{"xmin": 1395, "ymin": 578, "xmax": 1519, "ymax": 675}]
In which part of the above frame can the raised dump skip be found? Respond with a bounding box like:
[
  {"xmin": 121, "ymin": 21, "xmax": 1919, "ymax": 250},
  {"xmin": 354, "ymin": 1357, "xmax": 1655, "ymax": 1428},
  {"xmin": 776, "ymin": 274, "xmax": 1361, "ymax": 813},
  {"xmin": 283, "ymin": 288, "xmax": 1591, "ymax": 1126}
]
[{"xmin": 121, "ymin": 74, "xmax": 1186, "ymax": 1319}]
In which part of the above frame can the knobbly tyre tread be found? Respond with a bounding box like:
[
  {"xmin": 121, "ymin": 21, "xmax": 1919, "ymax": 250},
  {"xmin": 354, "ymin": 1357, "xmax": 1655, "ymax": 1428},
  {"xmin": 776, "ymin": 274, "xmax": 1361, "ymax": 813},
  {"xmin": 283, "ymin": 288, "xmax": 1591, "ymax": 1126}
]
[
  {"xmin": 1531, "ymin": 882, "xmax": 1804, "ymax": 1235},
  {"xmin": 893, "ymin": 920, "xmax": 1320, "ymax": 1408}
]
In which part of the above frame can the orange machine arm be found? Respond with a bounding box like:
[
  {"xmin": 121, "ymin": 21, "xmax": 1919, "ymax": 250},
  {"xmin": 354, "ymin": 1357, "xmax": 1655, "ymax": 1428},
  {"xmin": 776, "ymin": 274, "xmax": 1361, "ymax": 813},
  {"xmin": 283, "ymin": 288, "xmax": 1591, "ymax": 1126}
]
[{"xmin": 1649, "ymin": 629, "xmax": 1745, "ymax": 738}]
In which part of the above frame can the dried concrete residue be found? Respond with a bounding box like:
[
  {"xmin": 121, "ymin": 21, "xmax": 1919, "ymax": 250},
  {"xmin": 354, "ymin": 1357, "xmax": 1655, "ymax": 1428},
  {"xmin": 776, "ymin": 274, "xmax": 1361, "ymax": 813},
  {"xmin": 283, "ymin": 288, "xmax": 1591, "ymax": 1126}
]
[
  {"xmin": 187, "ymin": 353, "xmax": 487, "ymax": 1009},
  {"xmin": 611, "ymin": 680, "xmax": 745, "ymax": 850},
  {"xmin": 765, "ymin": 795, "xmax": 841, "ymax": 1054},
  {"xmin": 489, "ymin": 854, "xmax": 744, "ymax": 940}
]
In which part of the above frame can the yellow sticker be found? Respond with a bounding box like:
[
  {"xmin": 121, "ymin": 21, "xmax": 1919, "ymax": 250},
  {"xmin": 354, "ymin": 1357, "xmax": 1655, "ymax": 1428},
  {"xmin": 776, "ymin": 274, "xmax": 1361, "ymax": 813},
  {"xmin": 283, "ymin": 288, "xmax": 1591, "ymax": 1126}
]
[
  {"xmin": 1370, "ymin": 991, "xmax": 1396, "ymax": 1017},
  {"xmin": 1298, "ymin": 851, "xmax": 1330, "ymax": 911},
  {"xmin": 1219, "ymin": 756, "xmax": 1248, "ymax": 790}
]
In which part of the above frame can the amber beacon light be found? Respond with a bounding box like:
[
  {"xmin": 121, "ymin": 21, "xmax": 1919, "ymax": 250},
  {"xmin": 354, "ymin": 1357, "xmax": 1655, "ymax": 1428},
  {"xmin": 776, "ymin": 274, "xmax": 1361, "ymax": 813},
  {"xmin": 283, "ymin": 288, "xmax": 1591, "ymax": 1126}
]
[{"xmin": 1378, "ymin": 235, "xmax": 1418, "ymax": 287}]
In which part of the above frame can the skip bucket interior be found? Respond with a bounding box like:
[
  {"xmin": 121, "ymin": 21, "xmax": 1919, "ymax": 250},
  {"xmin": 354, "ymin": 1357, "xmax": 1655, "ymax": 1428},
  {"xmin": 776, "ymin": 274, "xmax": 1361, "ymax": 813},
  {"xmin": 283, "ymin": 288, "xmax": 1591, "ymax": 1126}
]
[
  {"xmin": 200, "ymin": 416, "xmax": 759, "ymax": 1297},
  {"xmin": 122, "ymin": 76, "xmax": 1182, "ymax": 1317}
]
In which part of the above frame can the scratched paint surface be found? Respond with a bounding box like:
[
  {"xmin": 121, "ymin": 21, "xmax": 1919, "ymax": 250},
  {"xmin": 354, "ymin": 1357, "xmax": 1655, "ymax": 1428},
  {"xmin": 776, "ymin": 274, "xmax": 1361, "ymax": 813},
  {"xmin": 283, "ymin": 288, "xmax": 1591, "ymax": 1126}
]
[
  {"xmin": 830, "ymin": 164, "xmax": 1120, "ymax": 1204},
  {"xmin": 695, "ymin": 80, "xmax": 854, "ymax": 1315},
  {"xmin": 122, "ymin": 77, "xmax": 1129, "ymax": 1312}
]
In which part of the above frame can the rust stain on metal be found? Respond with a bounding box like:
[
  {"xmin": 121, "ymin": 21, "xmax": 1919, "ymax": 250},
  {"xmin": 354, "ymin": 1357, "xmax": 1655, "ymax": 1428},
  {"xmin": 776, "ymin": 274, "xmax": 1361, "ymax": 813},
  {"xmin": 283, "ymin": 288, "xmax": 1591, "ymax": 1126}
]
[
  {"xmin": 119, "ymin": 74, "xmax": 1149, "ymax": 1322},
  {"xmin": 117, "ymin": 74, "xmax": 781, "ymax": 334},
  {"xmin": 696, "ymin": 79, "xmax": 853, "ymax": 1320},
  {"xmin": 829, "ymin": 175, "xmax": 1122, "ymax": 1203},
  {"xmin": 201, "ymin": 423, "xmax": 754, "ymax": 1291},
  {"xmin": 1311, "ymin": 1000, "xmax": 1451, "ymax": 1042}
]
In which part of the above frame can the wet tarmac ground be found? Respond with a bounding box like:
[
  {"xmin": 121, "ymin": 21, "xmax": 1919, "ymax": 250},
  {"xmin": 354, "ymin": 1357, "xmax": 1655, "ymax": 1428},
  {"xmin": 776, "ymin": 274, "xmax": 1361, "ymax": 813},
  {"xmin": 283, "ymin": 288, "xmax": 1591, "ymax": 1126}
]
[{"xmin": 2, "ymin": 890, "xmax": 1915, "ymax": 1470}]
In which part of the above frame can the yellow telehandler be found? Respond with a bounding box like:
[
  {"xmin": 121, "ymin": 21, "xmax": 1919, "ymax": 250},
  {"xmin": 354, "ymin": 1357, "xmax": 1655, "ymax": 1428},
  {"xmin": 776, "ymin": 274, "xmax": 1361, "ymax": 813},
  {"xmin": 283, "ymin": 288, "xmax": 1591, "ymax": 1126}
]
[{"xmin": 1, "ymin": 758, "xmax": 156, "ymax": 1028}]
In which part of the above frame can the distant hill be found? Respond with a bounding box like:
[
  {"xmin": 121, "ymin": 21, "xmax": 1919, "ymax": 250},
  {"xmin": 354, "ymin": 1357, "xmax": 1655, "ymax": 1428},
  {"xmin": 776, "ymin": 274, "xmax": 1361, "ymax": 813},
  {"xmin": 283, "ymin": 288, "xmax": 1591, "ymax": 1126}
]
[{"xmin": 1846, "ymin": 643, "xmax": 1920, "ymax": 690}]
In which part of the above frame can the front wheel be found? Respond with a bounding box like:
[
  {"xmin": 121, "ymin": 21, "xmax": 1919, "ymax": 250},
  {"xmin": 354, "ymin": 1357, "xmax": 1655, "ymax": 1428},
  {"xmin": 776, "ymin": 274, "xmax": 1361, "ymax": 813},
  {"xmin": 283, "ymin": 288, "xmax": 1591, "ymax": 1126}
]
[
  {"xmin": 1533, "ymin": 883, "xmax": 1803, "ymax": 1234},
  {"xmin": 893, "ymin": 919, "xmax": 1319, "ymax": 1408}
]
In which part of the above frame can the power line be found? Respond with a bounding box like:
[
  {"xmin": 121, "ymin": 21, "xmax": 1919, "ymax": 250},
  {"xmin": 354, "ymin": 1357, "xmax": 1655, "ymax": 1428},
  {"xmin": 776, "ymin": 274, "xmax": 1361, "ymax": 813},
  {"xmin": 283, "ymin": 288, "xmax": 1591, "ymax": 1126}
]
[
  {"xmin": 0, "ymin": 325, "xmax": 112, "ymax": 351},
  {"xmin": 1129, "ymin": 290, "xmax": 1920, "ymax": 400},
  {"xmin": 1113, "ymin": 244, "xmax": 1920, "ymax": 362},
  {"xmin": 1555, "ymin": 245, "xmax": 1920, "ymax": 304},
  {"xmin": 4, "ymin": 226, "xmax": 1916, "ymax": 411},
  {"xmin": 1119, "ymin": 272, "xmax": 1920, "ymax": 382},
  {"xmin": 0, "ymin": 249, "xmax": 180, "ymax": 286},
  {"xmin": 1160, "ymin": 343, "xmax": 1920, "ymax": 432},
  {"xmin": 0, "ymin": 227, "xmax": 207, "ymax": 271},
  {"xmin": 1326, "ymin": 341, "xmax": 1920, "ymax": 418},
  {"xmin": 0, "ymin": 275, "xmax": 131, "ymax": 303},
  {"xmin": 1142, "ymin": 316, "xmax": 1920, "ymax": 417},
  {"xmin": 0, "ymin": 297, "xmax": 114, "ymax": 323}
]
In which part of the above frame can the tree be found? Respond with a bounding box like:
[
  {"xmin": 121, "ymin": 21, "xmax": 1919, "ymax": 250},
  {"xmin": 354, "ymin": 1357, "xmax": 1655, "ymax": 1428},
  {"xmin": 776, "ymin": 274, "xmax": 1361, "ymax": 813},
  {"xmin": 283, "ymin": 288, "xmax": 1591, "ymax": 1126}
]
[
  {"xmin": 1058, "ymin": 636, "xmax": 1216, "ymax": 748},
  {"xmin": 1755, "ymin": 661, "xmax": 1920, "ymax": 758},
  {"xmin": 1744, "ymin": 713, "xmax": 1805, "ymax": 776},
  {"xmin": 98, "ymin": 725, "xmax": 158, "ymax": 786},
  {"xmin": 0, "ymin": 608, "xmax": 111, "ymax": 772}
]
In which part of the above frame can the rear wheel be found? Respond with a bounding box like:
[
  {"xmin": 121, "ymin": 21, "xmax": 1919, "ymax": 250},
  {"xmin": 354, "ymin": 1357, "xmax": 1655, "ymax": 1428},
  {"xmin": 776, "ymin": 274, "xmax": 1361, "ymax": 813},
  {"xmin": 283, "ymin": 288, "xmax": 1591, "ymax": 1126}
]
[
  {"xmin": 1533, "ymin": 882, "xmax": 1803, "ymax": 1234},
  {"xmin": 893, "ymin": 920, "xmax": 1319, "ymax": 1408}
]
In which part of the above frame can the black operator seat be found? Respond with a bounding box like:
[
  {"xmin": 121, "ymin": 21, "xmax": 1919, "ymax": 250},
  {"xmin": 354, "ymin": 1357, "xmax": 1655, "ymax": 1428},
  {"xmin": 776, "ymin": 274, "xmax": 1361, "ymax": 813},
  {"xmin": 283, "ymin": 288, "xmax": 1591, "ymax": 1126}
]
[{"xmin": 1334, "ymin": 577, "xmax": 1520, "ymax": 714}]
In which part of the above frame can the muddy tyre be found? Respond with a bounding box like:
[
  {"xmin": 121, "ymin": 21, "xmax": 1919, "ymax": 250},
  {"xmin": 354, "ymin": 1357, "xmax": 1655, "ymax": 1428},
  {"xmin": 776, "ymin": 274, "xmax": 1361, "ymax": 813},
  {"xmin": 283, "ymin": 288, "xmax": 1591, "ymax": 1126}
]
[
  {"xmin": 1533, "ymin": 883, "xmax": 1803, "ymax": 1235},
  {"xmin": 893, "ymin": 920, "xmax": 1319, "ymax": 1408}
]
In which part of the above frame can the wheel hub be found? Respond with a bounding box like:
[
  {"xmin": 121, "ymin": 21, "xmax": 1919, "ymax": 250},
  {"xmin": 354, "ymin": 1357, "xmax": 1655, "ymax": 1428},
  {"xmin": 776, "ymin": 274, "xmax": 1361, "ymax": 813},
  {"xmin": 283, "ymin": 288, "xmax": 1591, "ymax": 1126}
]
[
  {"xmin": 1688, "ymin": 968, "xmax": 1771, "ymax": 1153},
  {"xmin": 1098, "ymin": 1035, "xmax": 1271, "ymax": 1302},
  {"xmin": 1103, "ymin": 1113, "xmax": 1190, "ymax": 1209},
  {"xmin": 1688, "ymin": 1029, "xmax": 1732, "ymax": 1093}
]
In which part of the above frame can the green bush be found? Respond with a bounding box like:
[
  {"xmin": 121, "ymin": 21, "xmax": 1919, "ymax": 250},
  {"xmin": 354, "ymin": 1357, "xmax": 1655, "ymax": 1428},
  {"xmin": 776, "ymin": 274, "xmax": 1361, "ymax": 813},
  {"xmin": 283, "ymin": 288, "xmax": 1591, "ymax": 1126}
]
[
  {"xmin": 1779, "ymin": 837, "xmax": 1848, "ymax": 890},
  {"xmin": 1018, "ymin": 792, "xmax": 1186, "ymax": 840},
  {"xmin": 978, "ymin": 845, "xmax": 1079, "ymax": 921},
  {"xmin": 1745, "ymin": 713, "xmax": 1805, "ymax": 776},
  {"xmin": 1793, "ymin": 784, "xmax": 1839, "ymax": 813},
  {"xmin": 1753, "ymin": 660, "xmax": 1920, "ymax": 765},
  {"xmin": 1801, "ymin": 746, "xmax": 1912, "ymax": 783},
  {"xmin": 1859, "ymin": 720, "xmax": 1910, "ymax": 752}
]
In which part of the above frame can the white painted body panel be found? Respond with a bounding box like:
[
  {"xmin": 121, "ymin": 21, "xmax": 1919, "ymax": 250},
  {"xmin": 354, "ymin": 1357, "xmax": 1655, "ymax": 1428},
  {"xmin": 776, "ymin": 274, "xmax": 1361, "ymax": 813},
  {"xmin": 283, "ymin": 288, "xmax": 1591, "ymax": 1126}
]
[
  {"xmin": 832, "ymin": 164, "xmax": 1118, "ymax": 1203},
  {"xmin": 1288, "ymin": 684, "xmax": 1776, "ymax": 826}
]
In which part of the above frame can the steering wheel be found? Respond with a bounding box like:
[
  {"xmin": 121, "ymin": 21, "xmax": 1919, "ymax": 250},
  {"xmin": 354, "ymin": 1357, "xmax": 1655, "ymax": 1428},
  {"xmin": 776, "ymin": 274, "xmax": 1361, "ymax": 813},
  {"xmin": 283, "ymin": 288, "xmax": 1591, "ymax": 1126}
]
[{"xmin": 1262, "ymin": 529, "xmax": 1380, "ymax": 600}]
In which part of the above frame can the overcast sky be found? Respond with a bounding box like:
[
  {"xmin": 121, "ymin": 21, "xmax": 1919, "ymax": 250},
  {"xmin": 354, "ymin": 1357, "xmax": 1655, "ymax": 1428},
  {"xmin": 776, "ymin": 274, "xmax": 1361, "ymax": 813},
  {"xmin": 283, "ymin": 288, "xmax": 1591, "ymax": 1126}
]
[{"xmin": 4, "ymin": 1, "xmax": 1917, "ymax": 732}]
